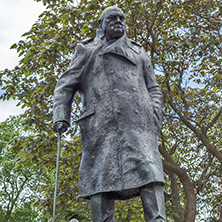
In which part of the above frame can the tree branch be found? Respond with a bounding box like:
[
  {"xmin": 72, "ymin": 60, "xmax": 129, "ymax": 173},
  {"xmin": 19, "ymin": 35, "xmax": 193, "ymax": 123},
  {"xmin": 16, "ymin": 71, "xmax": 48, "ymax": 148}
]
[
  {"xmin": 161, "ymin": 159, "xmax": 196, "ymax": 222},
  {"xmin": 3, "ymin": 175, "xmax": 29, "ymax": 221},
  {"xmin": 168, "ymin": 171, "xmax": 184, "ymax": 222},
  {"xmin": 196, "ymin": 155, "xmax": 213, "ymax": 194},
  {"xmin": 159, "ymin": 137, "xmax": 196, "ymax": 222},
  {"xmin": 168, "ymin": 99, "xmax": 222, "ymax": 163},
  {"xmin": 204, "ymin": 106, "xmax": 222, "ymax": 134}
]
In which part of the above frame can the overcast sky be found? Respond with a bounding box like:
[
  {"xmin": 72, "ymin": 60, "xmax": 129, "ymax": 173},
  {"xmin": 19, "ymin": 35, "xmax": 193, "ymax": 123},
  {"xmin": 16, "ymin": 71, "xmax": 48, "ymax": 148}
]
[{"xmin": 0, "ymin": 0, "xmax": 45, "ymax": 122}]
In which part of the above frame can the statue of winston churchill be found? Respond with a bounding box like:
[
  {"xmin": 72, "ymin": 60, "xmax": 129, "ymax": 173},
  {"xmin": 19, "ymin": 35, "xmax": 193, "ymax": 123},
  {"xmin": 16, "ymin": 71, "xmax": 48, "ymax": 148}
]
[{"xmin": 53, "ymin": 6, "xmax": 166, "ymax": 222}]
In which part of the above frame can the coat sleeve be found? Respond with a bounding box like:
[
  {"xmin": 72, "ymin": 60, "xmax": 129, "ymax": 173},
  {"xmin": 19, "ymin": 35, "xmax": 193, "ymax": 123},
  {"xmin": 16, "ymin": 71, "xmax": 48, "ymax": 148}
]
[
  {"xmin": 53, "ymin": 43, "xmax": 87, "ymax": 126},
  {"xmin": 142, "ymin": 48, "xmax": 163, "ymax": 125}
]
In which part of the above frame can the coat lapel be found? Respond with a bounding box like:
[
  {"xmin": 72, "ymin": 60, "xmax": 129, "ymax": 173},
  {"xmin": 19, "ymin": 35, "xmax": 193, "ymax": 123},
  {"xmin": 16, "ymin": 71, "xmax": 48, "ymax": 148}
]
[{"xmin": 102, "ymin": 35, "xmax": 138, "ymax": 66}]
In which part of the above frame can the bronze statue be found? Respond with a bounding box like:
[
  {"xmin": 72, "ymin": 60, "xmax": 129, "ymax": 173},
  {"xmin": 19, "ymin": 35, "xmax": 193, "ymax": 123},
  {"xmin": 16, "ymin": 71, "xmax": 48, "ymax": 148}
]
[{"xmin": 53, "ymin": 6, "xmax": 166, "ymax": 222}]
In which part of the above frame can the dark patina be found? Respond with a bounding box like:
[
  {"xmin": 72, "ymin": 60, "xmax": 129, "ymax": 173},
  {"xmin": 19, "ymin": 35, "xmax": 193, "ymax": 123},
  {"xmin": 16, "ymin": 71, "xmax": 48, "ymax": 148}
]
[{"xmin": 53, "ymin": 6, "xmax": 166, "ymax": 222}]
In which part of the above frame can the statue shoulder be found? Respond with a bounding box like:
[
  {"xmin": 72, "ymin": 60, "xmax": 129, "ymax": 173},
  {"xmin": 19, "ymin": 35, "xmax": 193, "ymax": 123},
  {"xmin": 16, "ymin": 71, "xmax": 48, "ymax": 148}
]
[
  {"xmin": 76, "ymin": 38, "xmax": 98, "ymax": 51},
  {"xmin": 130, "ymin": 39, "xmax": 142, "ymax": 47},
  {"xmin": 73, "ymin": 38, "xmax": 95, "ymax": 54},
  {"xmin": 79, "ymin": 38, "xmax": 94, "ymax": 45},
  {"xmin": 128, "ymin": 39, "xmax": 142, "ymax": 54},
  {"xmin": 71, "ymin": 37, "xmax": 96, "ymax": 62}
]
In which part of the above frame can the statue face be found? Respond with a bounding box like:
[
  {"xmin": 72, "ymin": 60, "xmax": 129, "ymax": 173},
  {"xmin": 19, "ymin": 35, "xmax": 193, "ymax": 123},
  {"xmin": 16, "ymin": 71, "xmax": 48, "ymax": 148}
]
[{"xmin": 103, "ymin": 9, "xmax": 126, "ymax": 40}]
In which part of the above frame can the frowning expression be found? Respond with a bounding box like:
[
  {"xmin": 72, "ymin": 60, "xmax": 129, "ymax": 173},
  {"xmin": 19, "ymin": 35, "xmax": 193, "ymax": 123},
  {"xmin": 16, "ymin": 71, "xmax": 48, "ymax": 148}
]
[{"xmin": 103, "ymin": 9, "xmax": 126, "ymax": 41}]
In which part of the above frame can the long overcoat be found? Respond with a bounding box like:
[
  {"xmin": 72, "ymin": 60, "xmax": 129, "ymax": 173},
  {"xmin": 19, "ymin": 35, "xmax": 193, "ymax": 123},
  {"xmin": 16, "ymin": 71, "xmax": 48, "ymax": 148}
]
[{"xmin": 53, "ymin": 35, "xmax": 164, "ymax": 200}]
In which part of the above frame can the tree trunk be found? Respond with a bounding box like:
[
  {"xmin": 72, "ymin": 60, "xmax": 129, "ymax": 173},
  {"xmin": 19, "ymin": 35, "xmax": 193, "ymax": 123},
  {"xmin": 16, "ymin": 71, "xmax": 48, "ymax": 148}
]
[
  {"xmin": 160, "ymin": 146, "xmax": 196, "ymax": 222},
  {"xmin": 167, "ymin": 171, "xmax": 184, "ymax": 222}
]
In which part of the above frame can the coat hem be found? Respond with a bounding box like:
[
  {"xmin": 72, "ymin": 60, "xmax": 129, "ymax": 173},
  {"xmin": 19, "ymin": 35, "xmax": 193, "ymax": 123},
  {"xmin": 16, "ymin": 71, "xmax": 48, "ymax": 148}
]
[{"xmin": 77, "ymin": 180, "xmax": 165, "ymax": 200}]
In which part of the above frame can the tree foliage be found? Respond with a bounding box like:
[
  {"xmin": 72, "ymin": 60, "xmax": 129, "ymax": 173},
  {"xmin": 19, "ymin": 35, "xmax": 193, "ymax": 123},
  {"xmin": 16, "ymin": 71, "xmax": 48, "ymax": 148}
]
[
  {"xmin": 0, "ymin": 0, "xmax": 221, "ymax": 221},
  {"xmin": 0, "ymin": 116, "xmax": 49, "ymax": 222}
]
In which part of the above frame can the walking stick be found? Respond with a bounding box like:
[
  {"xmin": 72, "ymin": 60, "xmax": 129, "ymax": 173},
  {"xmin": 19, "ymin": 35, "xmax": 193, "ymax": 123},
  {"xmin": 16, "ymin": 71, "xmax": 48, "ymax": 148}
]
[{"xmin": 53, "ymin": 132, "xmax": 62, "ymax": 222}]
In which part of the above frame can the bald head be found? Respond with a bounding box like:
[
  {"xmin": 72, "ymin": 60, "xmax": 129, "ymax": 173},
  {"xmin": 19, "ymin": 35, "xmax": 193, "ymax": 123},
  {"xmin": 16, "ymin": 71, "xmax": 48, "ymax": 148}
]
[
  {"xmin": 98, "ymin": 6, "xmax": 126, "ymax": 41},
  {"xmin": 98, "ymin": 6, "xmax": 125, "ymax": 29}
]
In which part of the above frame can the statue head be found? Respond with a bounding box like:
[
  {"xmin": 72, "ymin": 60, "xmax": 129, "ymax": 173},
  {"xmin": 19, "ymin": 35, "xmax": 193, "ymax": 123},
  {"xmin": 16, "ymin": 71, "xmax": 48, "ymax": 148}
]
[{"xmin": 97, "ymin": 6, "xmax": 126, "ymax": 41}]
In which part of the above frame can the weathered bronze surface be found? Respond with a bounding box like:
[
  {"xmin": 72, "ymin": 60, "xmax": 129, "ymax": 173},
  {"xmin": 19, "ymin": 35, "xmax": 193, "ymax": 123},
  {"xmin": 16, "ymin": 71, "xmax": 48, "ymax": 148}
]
[{"xmin": 53, "ymin": 6, "xmax": 166, "ymax": 221}]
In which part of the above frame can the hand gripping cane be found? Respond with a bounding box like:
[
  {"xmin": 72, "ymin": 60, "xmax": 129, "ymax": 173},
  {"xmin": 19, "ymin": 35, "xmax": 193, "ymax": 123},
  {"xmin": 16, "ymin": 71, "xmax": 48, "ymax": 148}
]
[{"xmin": 53, "ymin": 132, "xmax": 62, "ymax": 222}]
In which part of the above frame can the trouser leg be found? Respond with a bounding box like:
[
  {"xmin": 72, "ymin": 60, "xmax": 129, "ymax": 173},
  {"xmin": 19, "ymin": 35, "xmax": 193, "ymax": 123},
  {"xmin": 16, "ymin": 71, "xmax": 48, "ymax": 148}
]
[
  {"xmin": 140, "ymin": 183, "xmax": 166, "ymax": 222},
  {"xmin": 90, "ymin": 193, "xmax": 115, "ymax": 222}
]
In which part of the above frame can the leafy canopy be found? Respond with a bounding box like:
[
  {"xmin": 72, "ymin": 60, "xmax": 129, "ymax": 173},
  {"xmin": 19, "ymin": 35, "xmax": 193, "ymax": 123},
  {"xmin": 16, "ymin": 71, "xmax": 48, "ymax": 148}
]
[{"xmin": 0, "ymin": 0, "xmax": 221, "ymax": 221}]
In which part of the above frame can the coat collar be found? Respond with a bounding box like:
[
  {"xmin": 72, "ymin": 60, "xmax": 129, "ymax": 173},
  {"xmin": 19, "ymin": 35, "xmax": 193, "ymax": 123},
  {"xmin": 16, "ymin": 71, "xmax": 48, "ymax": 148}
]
[{"xmin": 97, "ymin": 35, "xmax": 140, "ymax": 65}]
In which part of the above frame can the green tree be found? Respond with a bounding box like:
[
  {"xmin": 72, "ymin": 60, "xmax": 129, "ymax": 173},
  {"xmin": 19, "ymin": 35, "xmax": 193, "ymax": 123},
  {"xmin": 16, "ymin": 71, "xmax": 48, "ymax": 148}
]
[
  {"xmin": 0, "ymin": 116, "xmax": 49, "ymax": 222},
  {"xmin": 0, "ymin": 0, "xmax": 221, "ymax": 221}
]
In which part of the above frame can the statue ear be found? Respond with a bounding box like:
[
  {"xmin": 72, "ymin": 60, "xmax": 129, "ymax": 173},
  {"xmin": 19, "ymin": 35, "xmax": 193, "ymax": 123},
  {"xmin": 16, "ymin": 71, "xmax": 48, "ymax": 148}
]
[
  {"xmin": 98, "ymin": 19, "xmax": 103, "ymax": 30},
  {"xmin": 96, "ymin": 29, "xmax": 105, "ymax": 39},
  {"xmin": 97, "ymin": 18, "xmax": 105, "ymax": 38}
]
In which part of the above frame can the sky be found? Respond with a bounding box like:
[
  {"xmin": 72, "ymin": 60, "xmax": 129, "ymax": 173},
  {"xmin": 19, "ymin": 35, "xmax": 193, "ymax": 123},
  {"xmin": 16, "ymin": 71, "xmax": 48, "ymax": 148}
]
[{"xmin": 0, "ymin": 0, "xmax": 45, "ymax": 122}]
